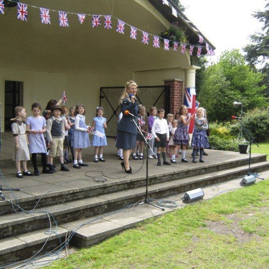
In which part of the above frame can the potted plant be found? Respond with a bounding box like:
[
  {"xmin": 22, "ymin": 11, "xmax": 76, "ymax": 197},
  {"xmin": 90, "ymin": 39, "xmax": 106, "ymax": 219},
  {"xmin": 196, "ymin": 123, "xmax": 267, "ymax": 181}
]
[{"xmin": 160, "ymin": 22, "xmax": 187, "ymax": 47}]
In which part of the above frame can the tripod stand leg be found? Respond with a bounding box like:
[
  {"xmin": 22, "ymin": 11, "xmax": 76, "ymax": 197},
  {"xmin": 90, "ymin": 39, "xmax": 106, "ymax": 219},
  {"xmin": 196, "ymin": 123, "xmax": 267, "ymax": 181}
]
[{"xmin": 144, "ymin": 197, "xmax": 165, "ymax": 211}]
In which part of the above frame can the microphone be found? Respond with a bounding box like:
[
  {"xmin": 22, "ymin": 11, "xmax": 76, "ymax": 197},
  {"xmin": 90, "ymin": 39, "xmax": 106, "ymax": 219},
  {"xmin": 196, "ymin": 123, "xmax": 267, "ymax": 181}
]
[
  {"xmin": 129, "ymin": 94, "xmax": 136, "ymax": 100},
  {"xmin": 124, "ymin": 110, "xmax": 135, "ymax": 117},
  {"xmin": 231, "ymin": 115, "xmax": 241, "ymax": 120}
]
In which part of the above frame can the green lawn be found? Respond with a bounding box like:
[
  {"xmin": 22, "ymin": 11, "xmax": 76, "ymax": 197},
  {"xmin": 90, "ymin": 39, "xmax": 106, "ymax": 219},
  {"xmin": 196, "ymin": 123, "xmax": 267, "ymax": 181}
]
[
  {"xmin": 47, "ymin": 180, "xmax": 269, "ymax": 269},
  {"xmin": 251, "ymin": 141, "xmax": 269, "ymax": 159}
]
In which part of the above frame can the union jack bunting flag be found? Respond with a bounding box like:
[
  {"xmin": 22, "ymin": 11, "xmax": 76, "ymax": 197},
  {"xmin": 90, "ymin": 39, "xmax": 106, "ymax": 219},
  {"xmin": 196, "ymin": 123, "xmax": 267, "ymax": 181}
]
[
  {"xmin": 61, "ymin": 91, "xmax": 67, "ymax": 104},
  {"xmin": 17, "ymin": 3, "xmax": 28, "ymax": 21},
  {"xmin": 180, "ymin": 43, "xmax": 186, "ymax": 54},
  {"xmin": 92, "ymin": 15, "xmax": 101, "ymax": 28},
  {"xmin": 142, "ymin": 31, "xmax": 149, "ymax": 45},
  {"xmin": 40, "ymin": 8, "xmax": 51, "ymax": 25},
  {"xmin": 184, "ymin": 87, "xmax": 197, "ymax": 133},
  {"xmin": 198, "ymin": 34, "xmax": 204, "ymax": 44},
  {"xmin": 77, "ymin": 14, "xmax": 85, "ymax": 24},
  {"xmin": 189, "ymin": 45, "xmax": 194, "ymax": 56},
  {"xmin": 130, "ymin": 26, "xmax": 137, "ymax": 39},
  {"xmin": 172, "ymin": 7, "xmax": 177, "ymax": 17},
  {"xmin": 162, "ymin": 0, "xmax": 169, "ymax": 6},
  {"xmin": 104, "ymin": 15, "xmax": 112, "ymax": 29},
  {"xmin": 116, "ymin": 19, "xmax": 125, "ymax": 34},
  {"xmin": 197, "ymin": 46, "xmax": 202, "ymax": 57},
  {"xmin": 173, "ymin": 42, "xmax": 178, "ymax": 51},
  {"xmin": 59, "ymin": 11, "xmax": 69, "ymax": 27},
  {"xmin": 0, "ymin": 0, "xmax": 4, "ymax": 15},
  {"xmin": 164, "ymin": 39, "xmax": 169, "ymax": 51},
  {"xmin": 153, "ymin": 36, "xmax": 160, "ymax": 48}
]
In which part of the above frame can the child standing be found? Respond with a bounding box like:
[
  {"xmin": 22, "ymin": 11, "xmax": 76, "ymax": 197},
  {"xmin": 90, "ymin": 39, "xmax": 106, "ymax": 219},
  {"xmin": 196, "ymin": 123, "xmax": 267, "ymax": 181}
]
[
  {"xmin": 11, "ymin": 106, "xmax": 33, "ymax": 178},
  {"xmin": 191, "ymin": 107, "xmax": 209, "ymax": 163},
  {"xmin": 46, "ymin": 106, "xmax": 70, "ymax": 172},
  {"xmin": 92, "ymin": 107, "xmax": 107, "ymax": 162},
  {"xmin": 135, "ymin": 105, "xmax": 147, "ymax": 160},
  {"xmin": 174, "ymin": 105, "xmax": 195, "ymax": 163},
  {"xmin": 166, "ymin": 113, "xmax": 174, "ymax": 156},
  {"xmin": 61, "ymin": 106, "xmax": 72, "ymax": 164},
  {"xmin": 26, "ymin": 103, "xmax": 52, "ymax": 176},
  {"xmin": 151, "ymin": 108, "xmax": 171, "ymax": 166},
  {"xmin": 168, "ymin": 119, "xmax": 178, "ymax": 163},
  {"xmin": 67, "ymin": 106, "xmax": 76, "ymax": 161},
  {"xmin": 147, "ymin": 106, "xmax": 158, "ymax": 159},
  {"xmin": 72, "ymin": 103, "xmax": 91, "ymax": 168}
]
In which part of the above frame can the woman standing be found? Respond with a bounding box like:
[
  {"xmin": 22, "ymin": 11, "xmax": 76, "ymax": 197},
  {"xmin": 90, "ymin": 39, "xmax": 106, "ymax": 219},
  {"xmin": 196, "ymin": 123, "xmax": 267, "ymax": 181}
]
[{"xmin": 116, "ymin": 80, "xmax": 139, "ymax": 173}]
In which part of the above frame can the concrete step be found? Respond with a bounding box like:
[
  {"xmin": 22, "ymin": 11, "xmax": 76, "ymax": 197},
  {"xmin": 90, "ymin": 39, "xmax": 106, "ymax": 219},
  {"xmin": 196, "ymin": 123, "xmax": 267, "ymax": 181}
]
[
  {"xmin": 1, "ymin": 162, "xmax": 268, "ymax": 267},
  {"xmin": 0, "ymin": 154, "xmax": 266, "ymax": 216},
  {"xmin": 0, "ymin": 160, "xmax": 268, "ymax": 243}
]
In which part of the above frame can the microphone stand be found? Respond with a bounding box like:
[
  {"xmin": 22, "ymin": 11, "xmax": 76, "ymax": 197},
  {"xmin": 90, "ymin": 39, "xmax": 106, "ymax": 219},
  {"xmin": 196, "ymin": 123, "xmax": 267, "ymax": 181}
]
[
  {"xmin": 237, "ymin": 119, "xmax": 263, "ymax": 179},
  {"xmin": 0, "ymin": 185, "xmax": 20, "ymax": 201},
  {"xmin": 129, "ymin": 115, "xmax": 165, "ymax": 211}
]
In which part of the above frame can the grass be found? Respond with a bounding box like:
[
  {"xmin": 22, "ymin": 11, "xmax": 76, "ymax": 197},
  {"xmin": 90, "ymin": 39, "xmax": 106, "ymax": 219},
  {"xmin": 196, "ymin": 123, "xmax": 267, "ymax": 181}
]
[
  {"xmin": 251, "ymin": 141, "xmax": 269, "ymax": 160},
  {"xmin": 47, "ymin": 180, "xmax": 269, "ymax": 269}
]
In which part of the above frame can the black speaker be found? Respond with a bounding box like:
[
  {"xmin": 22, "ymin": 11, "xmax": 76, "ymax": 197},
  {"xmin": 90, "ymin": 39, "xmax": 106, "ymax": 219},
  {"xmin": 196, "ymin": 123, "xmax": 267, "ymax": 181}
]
[
  {"xmin": 4, "ymin": 0, "xmax": 19, "ymax": 8},
  {"xmin": 182, "ymin": 188, "xmax": 205, "ymax": 203}
]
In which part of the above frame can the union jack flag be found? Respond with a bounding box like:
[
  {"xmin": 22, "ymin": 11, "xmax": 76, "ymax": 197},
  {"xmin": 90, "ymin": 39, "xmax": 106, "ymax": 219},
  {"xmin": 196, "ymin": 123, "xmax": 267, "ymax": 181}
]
[
  {"xmin": 172, "ymin": 7, "xmax": 177, "ymax": 17},
  {"xmin": 40, "ymin": 8, "xmax": 51, "ymax": 25},
  {"xmin": 164, "ymin": 39, "xmax": 169, "ymax": 51},
  {"xmin": 142, "ymin": 31, "xmax": 149, "ymax": 45},
  {"xmin": 62, "ymin": 91, "xmax": 67, "ymax": 104},
  {"xmin": 59, "ymin": 11, "xmax": 69, "ymax": 27},
  {"xmin": 184, "ymin": 87, "xmax": 197, "ymax": 133},
  {"xmin": 17, "ymin": 3, "xmax": 28, "ymax": 21},
  {"xmin": 153, "ymin": 36, "xmax": 160, "ymax": 48},
  {"xmin": 173, "ymin": 41, "xmax": 178, "ymax": 51},
  {"xmin": 180, "ymin": 43, "xmax": 186, "ymax": 54},
  {"xmin": 92, "ymin": 15, "xmax": 101, "ymax": 28},
  {"xmin": 0, "ymin": 0, "xmax": 4, "ymax": 15},
  {"xmin": 162, "ymin": 0, "xmax": 169, "ymax": 6},
  {"xmin": 198, "ymin": 34, "xmax": 204, "ymax": 44},
  {"xmin": 189, "ymin": 45, "xmax": 194, "ymax": 56},
  {"xmin": 130, "ymin": 26, "xmax": 137, "ymax": 39},
  {"xmin": 116, "ymin": 19, "xmax": 125, "ymax": 34},
  {"xmin": 197, "ymin": 46, "xmax": 202, "ymax": 57},
  {"xmin": 77, "ymin": 14, "xmax": 85, "ymax": 24},
  {"xmin": 104, "ymin": 15, "xmax": 112, "ymax": 29}
]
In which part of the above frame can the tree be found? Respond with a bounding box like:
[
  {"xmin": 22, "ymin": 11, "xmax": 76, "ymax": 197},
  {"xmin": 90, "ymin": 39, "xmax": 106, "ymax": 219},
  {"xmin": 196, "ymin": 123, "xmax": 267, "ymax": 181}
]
[
  {"xmin": 171, "ymin": 0, "xmax": 185, "ymax": 11},
  {"xmin": 198, "ymin": 50, "xmax": 267, "ymax": 122},
  {"xmin": 244, "ymin": 2, "xmax": 269, "ymax": 94}
]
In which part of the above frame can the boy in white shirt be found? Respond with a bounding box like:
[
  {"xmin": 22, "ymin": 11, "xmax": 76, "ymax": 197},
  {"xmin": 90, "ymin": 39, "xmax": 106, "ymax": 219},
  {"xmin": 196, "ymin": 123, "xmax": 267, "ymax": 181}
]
[{"xmin": 151, "ymin": 108, "xmax": 171, "ymax": 166}]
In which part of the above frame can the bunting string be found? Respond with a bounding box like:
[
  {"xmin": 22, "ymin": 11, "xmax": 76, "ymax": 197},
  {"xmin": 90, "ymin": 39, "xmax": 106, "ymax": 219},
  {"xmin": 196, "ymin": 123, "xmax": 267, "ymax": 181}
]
[{"xmin": 0, "ymin": 0, "xmax": 215, "ymax": 56}]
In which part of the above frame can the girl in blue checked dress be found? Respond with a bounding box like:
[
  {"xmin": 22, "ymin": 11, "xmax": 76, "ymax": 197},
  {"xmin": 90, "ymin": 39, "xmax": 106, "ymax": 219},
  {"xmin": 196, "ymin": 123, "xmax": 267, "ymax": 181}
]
[
  {"xmin": 92, "ymin": 107, "xmax": 107, "ymax": 162},
  {"xmin": 191, "ymin": 107, "xmax": 209, "ymax": 163},
  {"xmin": 72, "ymin": 103, "xmax": 91, "ymax": 168}
]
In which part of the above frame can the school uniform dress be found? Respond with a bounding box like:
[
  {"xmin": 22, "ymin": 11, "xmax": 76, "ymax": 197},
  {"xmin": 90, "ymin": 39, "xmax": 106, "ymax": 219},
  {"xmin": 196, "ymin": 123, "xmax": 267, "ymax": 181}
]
[
  {"xmin": 68, "ymin": 116, "xmax": 75, "ymax": 143},
  {"xmin": 174, "ymin": 117, "xmax": 190, "ymax": 146},
  {"xmin": 72, "ymin": 114, "xmax": 91, "ymax": 149},
  {"xmin": 136, "ymin": 115, "xmax": 147, "ymax": 141},
  {"xmin": 11, "ymin": 120, "xmax": 30, "ymax": 161},
  {"xmin": 168, "ymin": 127, "xmax": 177, "ymax": 146},
  {"xmin": 26, "ymin": 116, "xmax": 47, "ymax": 154},
  {"xmin": 191, "ymin": 117, "xmax": 209, "ymax": 149},
  {"xmin": 92, "ymin": 116, "xmax": 107, "ymax": 147},
  {"xmin": 116, "ymin": 97, "xmax": 138, "ymax": 150}
]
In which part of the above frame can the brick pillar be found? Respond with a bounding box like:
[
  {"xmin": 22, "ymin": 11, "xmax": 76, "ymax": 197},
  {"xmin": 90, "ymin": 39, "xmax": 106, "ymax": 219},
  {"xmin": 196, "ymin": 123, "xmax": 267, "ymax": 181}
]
[{"xmin": 163, "ymin": 79, "xmax": 183, "ymax": 115}]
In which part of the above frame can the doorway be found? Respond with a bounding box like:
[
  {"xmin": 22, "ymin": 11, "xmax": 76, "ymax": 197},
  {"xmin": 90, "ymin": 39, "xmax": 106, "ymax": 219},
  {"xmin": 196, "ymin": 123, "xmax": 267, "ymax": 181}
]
[{"xmin": 4, "ymin": 81, "xmax": 23, "ymax": 131}]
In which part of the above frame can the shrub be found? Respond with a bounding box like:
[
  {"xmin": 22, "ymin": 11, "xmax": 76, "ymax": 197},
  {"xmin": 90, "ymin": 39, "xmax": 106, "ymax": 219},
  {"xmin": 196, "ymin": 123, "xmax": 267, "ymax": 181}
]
[{"xmin": 209, "ymin": 135, "xmax": 239, "ymax": 152}]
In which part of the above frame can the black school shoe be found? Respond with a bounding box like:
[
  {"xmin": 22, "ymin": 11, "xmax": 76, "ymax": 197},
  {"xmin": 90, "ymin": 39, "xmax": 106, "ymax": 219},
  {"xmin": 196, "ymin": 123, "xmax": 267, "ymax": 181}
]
[
  {"xmin": 73, "ymin": 164, "xmax": 81, "ymax": 169},
  {"xmin": 78, "ymin": 162, "xmax": 88, "ymax": 166},
  {"xmin": 61, "ymin": 165, "xmax": 70, "ymax": 172},
  {"xmin": 16, "ymin": 172, "xmax": 23, "ymax": 178},
  {"xmin": 23, "ymin": 171, "xmax": 33, "ymax": 176}
]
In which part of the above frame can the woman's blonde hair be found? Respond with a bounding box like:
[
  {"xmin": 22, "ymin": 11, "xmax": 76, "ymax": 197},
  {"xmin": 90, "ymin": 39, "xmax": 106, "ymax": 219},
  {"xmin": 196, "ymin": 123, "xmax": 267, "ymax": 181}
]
[{"xmin": 119, "ymin": 80, "xmax": 138, "ymax": 104}]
